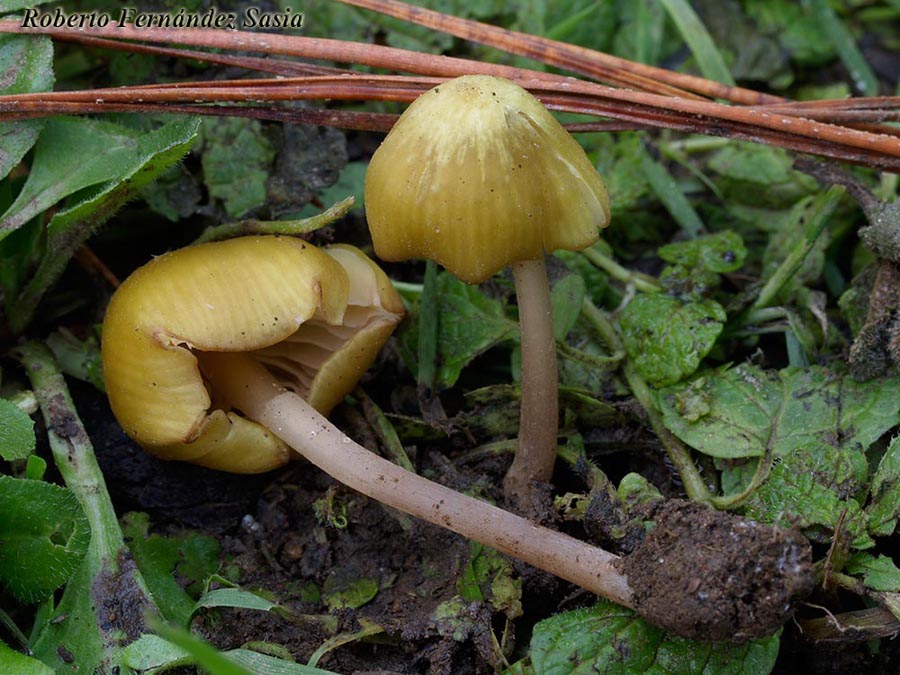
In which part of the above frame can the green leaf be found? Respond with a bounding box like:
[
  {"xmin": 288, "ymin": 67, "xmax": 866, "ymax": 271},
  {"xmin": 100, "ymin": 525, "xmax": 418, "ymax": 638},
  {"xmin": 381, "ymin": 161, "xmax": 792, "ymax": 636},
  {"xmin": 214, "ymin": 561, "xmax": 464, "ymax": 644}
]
[
  {"xmin": 708, "ymin": 143, "xmax": 816, "ymax": 209},
  {"xmin": 742, "ymin": 441, "xmax": 872, "ymax": 549},
  {"xmin": 0, "ymin": 33, "xmax": 53, "ymax": 181},
  {"xmin": 846, "ymin": 553, "xmax": 900, "ymax": 592},
  {"xmin": 0, "ymin": 0, "xmax": 56, "ymax": 10},
  {"xmin": 658, "ymin": 231, "xmax": 747, "ymax": 274},
  {"xmin": 744, "ymin": 0, "xmax": 836, "ymax": 66},
  {"xmin": 550, "ymin": 273, "xmax": 585, "ymax": 341},
  {"xmin": 323, "ymin": 577, "xmax": 378, "ymax": 611},
  {"xmin": 201, "ymin": 117, "xmax": 275, "ymax": 217},
  {"xmin": 615, "ymin": 0, "xmax": 665, "ymax": 66},
  {"xmin": 146, "ymin": 621, "xmax": 255, "ymax": 675},
  {"xmin": 124, "ymin": 632, "xmax": 341, "ymax": 674},
  {"xmin": 657, "ymin": 365, "xmax": 900, "ymax": 461},
  {"xmin": 759, "ymin": 197, "xmax": 830, "ymax": 297},
  {"xmin": 226, "ymin": 649, "xmax": 341, "ymax": 675},
  {"xmin": 1, "ymin": 117, "xmax": 138, "ymax": 239},
  {"xmin": 459, "ymin": 543, "xmax": 522, "ymax": 618},
  {"xmin": 122, "ymin": 634, "xmax": 192, "ymax": 672},
  {"xmin": 658, "ymin": 365, "xmax": 900, "ymax": 548},
  {"xmin": 25, "ymin": 454, "xmax": 46, "ymax": 480},
  {"xmin": 530, "ymin": 601, "xmax": 780, "ymax": 675},
  {"xmin": 619, "ymin": 294, "xmax": 726, "ymax": 387},
  {"xmin": 0, "ymin": 396, "xmax": 35, "ymax": 461},
  {"xmin": 867, "ymin": 435, "xmax": 900, "ymax": 537},
  {"xmin": 0, "ymin": 641, "xmax": 54, "ymax": 675},
  {"xmin": 46, "ymin": 329, "xmax": 105, "ymax": 392},
  {"xmin": 400, "ymin": 271, "xmax": 518, "ymax": 389},
  {"xmin": 0, "ymin": 475, "xmax": 90, "ymax": 603},
  {"xmin": 6, "ymin": 116, "xmax": 200, "ymax": 332},
  {"xmin": 193, "ymin": 588, "xmax": 282, "ymax": 615},
  {"xmin": 122, "ymin": 512, "xmax": 220, "ymax": 626},
  {"xmin": 597, "ymin": 135, "xmax": 651, "ymax": 215}
]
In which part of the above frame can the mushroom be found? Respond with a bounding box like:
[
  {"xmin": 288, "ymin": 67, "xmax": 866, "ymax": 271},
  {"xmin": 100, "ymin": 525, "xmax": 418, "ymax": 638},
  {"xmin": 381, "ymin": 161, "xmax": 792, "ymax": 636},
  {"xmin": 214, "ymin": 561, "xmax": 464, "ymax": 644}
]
[
  {"xmin": 364, "ymin": 75, "xmax": 610, "ymax": 502},
  {"xmin": 102, "ymin": 236, "xmax": 404, "ymax": 473},
  {"xmin": 101, "ymin": 235, "xmax": 632, "ymax": 606}
]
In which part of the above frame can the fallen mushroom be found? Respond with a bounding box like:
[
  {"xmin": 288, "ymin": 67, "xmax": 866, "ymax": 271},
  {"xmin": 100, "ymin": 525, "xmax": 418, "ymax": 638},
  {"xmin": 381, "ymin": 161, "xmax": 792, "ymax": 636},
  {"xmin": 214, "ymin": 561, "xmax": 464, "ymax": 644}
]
[
  {"xmin": 364, "ymin": 74, "xmax": 611, "ymax": 503},
  {"xmin": 101, "ymin": 235, "xmax": 633, "ymax": 605}
]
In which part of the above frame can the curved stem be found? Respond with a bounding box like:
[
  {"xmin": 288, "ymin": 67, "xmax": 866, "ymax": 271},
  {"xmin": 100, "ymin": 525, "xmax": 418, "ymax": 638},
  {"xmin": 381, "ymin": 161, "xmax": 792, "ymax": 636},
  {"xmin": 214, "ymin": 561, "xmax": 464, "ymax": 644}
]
[
  {"xmin": 504, "ymin": 258, "xmax": 559, "ymax": 500},
  {"xmin": 581, "ymin": 246, "xmax": 662, "ymax": 294},
  {"xmin": 202, "ymin": 351, "xmax": 632, "ymax": 607}
]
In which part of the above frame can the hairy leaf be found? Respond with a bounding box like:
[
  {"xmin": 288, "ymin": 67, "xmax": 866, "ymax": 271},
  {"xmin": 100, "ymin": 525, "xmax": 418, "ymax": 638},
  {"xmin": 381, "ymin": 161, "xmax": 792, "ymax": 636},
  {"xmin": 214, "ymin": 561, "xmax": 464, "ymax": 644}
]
[
  {"xmin": 0, "ymin": 475, "xmax": 89, "ymax": 603},
  {"xmin": 0, "ymin": 396, "xmax": 35, "ymax": 461},
  {"xmin": 5, "ymin": 116, "xmax": 199, "ymax": 332}
]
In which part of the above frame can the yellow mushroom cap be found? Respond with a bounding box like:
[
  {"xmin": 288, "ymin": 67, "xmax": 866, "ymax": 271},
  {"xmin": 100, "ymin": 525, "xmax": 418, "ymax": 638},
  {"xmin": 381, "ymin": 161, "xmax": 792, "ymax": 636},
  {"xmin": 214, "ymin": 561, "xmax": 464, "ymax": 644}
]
[
  {"xmin": 101, "ymin": 236, "xmax": 405, "ymax": 474},
  {"xmin": 365, "ymin": 75, "xmax": 611, "ymax": 284}
]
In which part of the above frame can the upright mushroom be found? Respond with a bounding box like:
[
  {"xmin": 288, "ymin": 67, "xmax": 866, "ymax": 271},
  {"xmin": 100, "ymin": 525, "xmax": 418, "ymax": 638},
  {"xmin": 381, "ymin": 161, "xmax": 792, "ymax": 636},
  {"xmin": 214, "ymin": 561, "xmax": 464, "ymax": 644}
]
[
  {"xmin": 101, "ymin": 235, "xmax": 632, "ymax": 605},
  {"xmin": 364, "ymin": 75, "xmax": 610, "ymax": 502}
]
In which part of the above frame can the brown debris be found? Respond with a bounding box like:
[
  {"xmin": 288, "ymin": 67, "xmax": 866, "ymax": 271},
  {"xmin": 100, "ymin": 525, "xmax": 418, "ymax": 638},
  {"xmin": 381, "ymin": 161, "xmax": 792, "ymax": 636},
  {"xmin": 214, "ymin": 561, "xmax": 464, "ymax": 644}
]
[{"xmin": 616, "ymin": 500, "xmax": 813, "ymax": 642}]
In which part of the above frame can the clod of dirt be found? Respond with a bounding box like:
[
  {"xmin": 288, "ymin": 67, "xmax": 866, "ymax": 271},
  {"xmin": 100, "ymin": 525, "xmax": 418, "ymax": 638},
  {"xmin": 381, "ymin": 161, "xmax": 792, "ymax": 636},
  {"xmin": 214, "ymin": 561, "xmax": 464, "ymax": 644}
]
[
  {"xmin": 92, "ymin": 550, "xmax": 154, "ymax": 645},
  {"xmin": 615, "ymin": 499, "xmax": 813, "ymax": 643}
]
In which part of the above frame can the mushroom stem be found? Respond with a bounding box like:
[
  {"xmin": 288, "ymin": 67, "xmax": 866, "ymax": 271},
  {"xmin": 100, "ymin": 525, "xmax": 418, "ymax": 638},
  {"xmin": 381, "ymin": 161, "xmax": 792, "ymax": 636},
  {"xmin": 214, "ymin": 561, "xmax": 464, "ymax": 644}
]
[
  {"xmin": 504, "ymin": 257, "xmax": 559, "ymax": 501},
  {"xmin": 201, "ymin": 351, "xmax": 632, "ymax": 606}
]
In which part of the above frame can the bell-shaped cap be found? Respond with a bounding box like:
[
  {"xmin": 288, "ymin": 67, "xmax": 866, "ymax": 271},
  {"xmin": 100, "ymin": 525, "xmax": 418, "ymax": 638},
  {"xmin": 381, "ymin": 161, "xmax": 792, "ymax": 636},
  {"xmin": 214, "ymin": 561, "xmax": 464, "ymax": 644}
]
[
  {"xmin": 102, "ymin": 236, "xmax": 405, "ymax": 473},
  {"xmin": 365, "ymin": 75, "xmax": 610, "ymax": 284}
]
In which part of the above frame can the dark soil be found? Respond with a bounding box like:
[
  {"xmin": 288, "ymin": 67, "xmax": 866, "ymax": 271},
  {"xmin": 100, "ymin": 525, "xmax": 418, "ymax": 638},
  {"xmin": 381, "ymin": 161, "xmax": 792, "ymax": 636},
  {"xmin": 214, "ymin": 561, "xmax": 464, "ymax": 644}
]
[{"xmin": 76, "ymin": 383, "xmax": 869, "ymax": 673}]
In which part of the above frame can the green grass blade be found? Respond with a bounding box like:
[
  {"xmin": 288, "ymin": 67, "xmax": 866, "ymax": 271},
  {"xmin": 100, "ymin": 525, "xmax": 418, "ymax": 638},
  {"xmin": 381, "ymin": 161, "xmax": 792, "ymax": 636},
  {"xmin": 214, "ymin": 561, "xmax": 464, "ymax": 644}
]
[
  {"xmin": 639, "ymin": 143, "xmax": 705, "ymax": 237},
  {"xmin": 807, "ymin": 0, "xmax": 879, "ymax": 96},
  {"xmin": 659, "ymin": 0, "xmax": 735, "ymax": 85}
]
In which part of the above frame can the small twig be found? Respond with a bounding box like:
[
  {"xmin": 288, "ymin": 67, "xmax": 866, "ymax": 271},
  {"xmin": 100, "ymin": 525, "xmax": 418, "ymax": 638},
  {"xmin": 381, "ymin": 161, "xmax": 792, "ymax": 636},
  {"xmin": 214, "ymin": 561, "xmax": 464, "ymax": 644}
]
[
  {"xmin": 56, "ymin": 33, "xmax": 349, "ymax": 78},
  {"xmin": 191, "ymin": 196, "xmax": 355, "ymax": 245},
  {"xmin": 73, "ymin": 245, "xmax": 121, "ymax": 289},
  {"xmin": 337, "ymin": 0, "xmax": 778, "ymax": 104},
  {"xmin": 2, "ymin": 21, "xmax": 900, "ymax": 168}
]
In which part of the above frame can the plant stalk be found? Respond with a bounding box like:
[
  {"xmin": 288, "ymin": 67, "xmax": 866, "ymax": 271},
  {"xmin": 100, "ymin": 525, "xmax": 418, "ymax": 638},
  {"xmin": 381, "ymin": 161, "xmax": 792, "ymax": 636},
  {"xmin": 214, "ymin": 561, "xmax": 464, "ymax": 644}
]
[
  {"xmin": 202, "ymin": 351, "xmax": 633, "ymax": 607},
  {"xmin": 16, "ymin": 341, "xmax": 155, "ymax": 673},
  {"xmin": 504, "ymin": 258, "xmax": 559, "ymax": 500}
]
